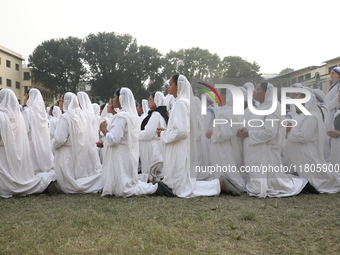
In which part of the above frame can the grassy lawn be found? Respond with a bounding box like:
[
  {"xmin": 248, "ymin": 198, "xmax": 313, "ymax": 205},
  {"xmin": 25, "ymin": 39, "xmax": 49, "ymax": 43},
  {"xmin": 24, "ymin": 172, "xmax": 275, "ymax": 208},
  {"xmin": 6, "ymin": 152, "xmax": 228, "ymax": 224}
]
[{"xmin": 1, "ymin": 192, "xmax": 340, "ymax": 254}]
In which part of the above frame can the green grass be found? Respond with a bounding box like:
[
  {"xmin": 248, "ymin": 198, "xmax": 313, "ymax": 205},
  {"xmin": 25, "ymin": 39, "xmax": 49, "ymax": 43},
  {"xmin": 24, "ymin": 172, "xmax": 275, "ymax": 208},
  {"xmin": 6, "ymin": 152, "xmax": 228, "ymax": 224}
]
[{"xmin": 1, "ymin": 193, "xmax": 340, "ymax": 254}]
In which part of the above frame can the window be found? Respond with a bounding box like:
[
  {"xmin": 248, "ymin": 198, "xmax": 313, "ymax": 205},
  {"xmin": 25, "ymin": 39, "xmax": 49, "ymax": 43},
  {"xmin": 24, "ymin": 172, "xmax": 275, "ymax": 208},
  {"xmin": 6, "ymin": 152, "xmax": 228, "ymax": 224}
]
[
  {"xmin": 23, "ymin": 72, "xmax": 30, "ymax": 80},
  {"xmin": 282, "ymin": 81, "xmax": 288, "ymax": 87},
  {"xmin": 6, "ymin": 60, "xmax": 11, "ymax": 68},
  {"xmin": 298, "ymin": 75, "xmax": 303, "ymax": 82},
  {"xmin": 329, "ymin": 65, "xmax": 337, "ymax": 74},
  {"xmin": 0, "ymin": 77, "xmax": 2, "ymax": 85},
  {"xmin": 15, "ymin": 63, "xmax": 19, "ymax": 71},
  {"xmin": 305, "ymin": 73, "xmax": 311, "ymax": 79},
  {"xmin": 291, "ymin": 78, "xmax": 297, "ymax": 84},
  {"xmin": 80, "ymin": 84, "xmax": 85, "ymax": 91},
  {"xmin": 6, "ymin": 79, "xmax": 12, "ymax": 87},
  {"xmin": 24, "ymin": 86, "xmax": 29, "ymax": 94},
  {"xmin": 16, "ymin": 81, "xmax": 20, "ymax": 89}
]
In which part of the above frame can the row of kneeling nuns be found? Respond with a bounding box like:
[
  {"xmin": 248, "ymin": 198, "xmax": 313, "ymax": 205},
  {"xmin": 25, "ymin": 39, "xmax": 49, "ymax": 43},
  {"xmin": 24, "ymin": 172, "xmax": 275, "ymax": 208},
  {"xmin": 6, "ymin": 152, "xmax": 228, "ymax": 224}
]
[{"xmin": 1, "ymin": 68, "xmax": 340, "ymax": 198}]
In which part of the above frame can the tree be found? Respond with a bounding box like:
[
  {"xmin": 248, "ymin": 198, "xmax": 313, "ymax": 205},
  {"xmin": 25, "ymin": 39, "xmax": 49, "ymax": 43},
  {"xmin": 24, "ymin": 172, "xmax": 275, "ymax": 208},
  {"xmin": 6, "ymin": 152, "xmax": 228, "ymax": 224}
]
[
  {"xmin": 162, "ymin": 47, "xmax": 221, "ymax": 84},
  {"xmin": 83, "ymin": 32, "xmax": 163, "ymax": 101},
  {"xmin": 219, "ymin": 56, "xmax": 263, "ymax": 85},
  {"xmin": 28, "ymin": 37, "xmax": 85, "ymax": 95},
  {"xmin": 279, "ymin": 68, "xmax": 294, "ymax": 75}
]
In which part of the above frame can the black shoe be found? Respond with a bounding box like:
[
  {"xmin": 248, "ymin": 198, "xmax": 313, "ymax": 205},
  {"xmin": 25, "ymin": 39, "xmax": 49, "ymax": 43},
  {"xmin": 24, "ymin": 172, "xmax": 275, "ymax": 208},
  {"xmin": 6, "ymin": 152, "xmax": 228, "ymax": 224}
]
[
  {"xmin": 46, "ymin": 181, "xmax": 58, "ymax": 195},
  {"xmin": 302, "ymin": 182, "xmax": 319, "ymax": 194},
  {"xmin": 155, "ymin": 181, "xmax": 176, "ymax": 197}
]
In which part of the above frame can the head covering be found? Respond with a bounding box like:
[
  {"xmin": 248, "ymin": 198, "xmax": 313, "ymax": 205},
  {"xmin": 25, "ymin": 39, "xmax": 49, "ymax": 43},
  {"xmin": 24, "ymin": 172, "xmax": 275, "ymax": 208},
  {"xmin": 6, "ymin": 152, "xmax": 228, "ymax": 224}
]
[
  {"xmin": 141, "ymin": 99, "xmax": 149, "ymax": 115},
  {"xmin": 332, "ymin": 67, "xmax": 340, "ymax": 75},
  {"xmin": 27, "ymin": 88, "xmax": 47, "ymax": 121},
  {"xmin": 291, "ymin": 83, "xmax": 304, "ymax": 88},
  {"xmin": 300, "ymin": 87, "xmax": 325, "ymax": 156},
  {"xmin": 164, "ymin": 79, "xmax": 170, "ymax": 88},
  {"xmin": 243, "ymin": 82, "xmax": 254, "ymax": 91},
  {"xmin": 92, "ymin": 103, "xmax": 100, "ymax": 117},
  {"xmin": 77, "ymin": 92, "xmax": 95, "ymax": 117},
  {"xmin": 313, "ymin": 89, "xmax": 326, "ymax": 103},
  {"xmin": 115, "ymin": 88, "xmax": 140, "ymax": 170},
  {"xmin": 177, "ymin": 75, "xmax": 191, "ymax": 100},
  {"xmin": 141, "ymin": 92, "xmax": 168, "ymax": 130},
  {"xmin": 154, "ymin": 92, "xmax": 167, "ymax": 108},
  {"xmin": 0, "ymin": 89, "xmax": 35, "ymax": 182}
]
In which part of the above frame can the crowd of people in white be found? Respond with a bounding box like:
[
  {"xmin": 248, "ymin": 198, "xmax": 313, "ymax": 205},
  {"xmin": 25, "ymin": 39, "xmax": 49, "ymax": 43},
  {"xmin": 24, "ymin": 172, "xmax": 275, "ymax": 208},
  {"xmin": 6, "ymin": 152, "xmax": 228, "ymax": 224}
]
[{"xmin": 1, "ymin": 67, "xmax": 340, "ymax": 198}]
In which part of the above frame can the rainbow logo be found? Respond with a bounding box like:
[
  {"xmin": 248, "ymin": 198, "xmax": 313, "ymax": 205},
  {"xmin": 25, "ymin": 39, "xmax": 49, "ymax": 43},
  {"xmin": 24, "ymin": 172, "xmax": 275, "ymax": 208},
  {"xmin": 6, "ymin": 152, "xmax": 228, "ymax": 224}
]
[{"xmin": 196, "ymin": 82, "xmax": 222, "ymax": 106}]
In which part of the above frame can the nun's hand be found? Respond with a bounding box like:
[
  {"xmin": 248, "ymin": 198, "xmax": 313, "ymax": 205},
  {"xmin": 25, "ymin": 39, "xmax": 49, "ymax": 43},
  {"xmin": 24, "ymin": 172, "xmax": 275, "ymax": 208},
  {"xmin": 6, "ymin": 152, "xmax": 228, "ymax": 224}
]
[
  {"xmin": 286, "ymin": 122, "xmax": 293, "ymax": 133},
  {"xmin": 156, "ymin": 128, "xmax": 165, "ymax": 137},
  {"xmin": 96, "ymin": 140, "xmax": 104, "ymax": 148},
  {"xmin": 327, "ymin": 130, "xmax": 340, "ymax": 138},
  {"xmin": 237, "ymin": 128, "xmax": 247, "ymax": 137},
  {"xmin": 100, "ymin": 121, "xmax": 108, "ymax": 135},
  {"xmin": 205, "ymin": 130, "xmax": 213, "ymax": 139}
]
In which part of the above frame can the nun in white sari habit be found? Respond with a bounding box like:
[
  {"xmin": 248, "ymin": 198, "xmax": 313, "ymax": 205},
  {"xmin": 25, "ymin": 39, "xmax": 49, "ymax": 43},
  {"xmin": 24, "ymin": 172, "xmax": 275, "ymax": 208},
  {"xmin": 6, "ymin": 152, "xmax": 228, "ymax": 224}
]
[
  {"xmin": 208, "ymin": 88, "xmax": 247, "ymax": 192},
  {"xmin": 139, "ymin": 91, "xmax": 168, "ymax": 182},
  {"xmin": 285, "ymin": 88, "xmax": 340, "ymax": 193},
  {"xmin": 100, "ymin": 87, "xmax": 158, "ymax": 197},
  {"xmin": 52, "ymin": 92, "xmax": 103, "ymax": 193},
  {"xmin": 238, "ymin": 82, "xmax": 307, "ymax": 198},
  {"xmin": 22, "ymin": 88, "xmax": 53, "ymax": 174},
  {"xmin": 0, "ymin": 89, "xmax": 55, "ymax": 198},
  {"xmin": 158, "ymin": 74, "xmax": 223, "ymax": 198}
]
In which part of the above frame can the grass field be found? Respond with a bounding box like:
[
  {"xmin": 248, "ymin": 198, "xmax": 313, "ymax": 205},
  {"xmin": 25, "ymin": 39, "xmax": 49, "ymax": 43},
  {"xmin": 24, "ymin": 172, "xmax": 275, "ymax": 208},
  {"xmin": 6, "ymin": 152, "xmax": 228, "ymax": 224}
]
[{"xmin": 1, "ymin": 192, "xmax": 340, "ymax": 255}]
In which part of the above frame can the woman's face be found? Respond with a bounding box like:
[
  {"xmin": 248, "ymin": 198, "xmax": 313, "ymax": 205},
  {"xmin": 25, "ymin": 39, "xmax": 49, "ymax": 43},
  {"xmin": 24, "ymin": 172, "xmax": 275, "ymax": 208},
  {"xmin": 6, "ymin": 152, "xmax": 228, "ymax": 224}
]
[
  {"xmin": 112, "ymin": 93, "xmax": 121, "ymax": 109},
  {"xmin": 148, "ymin": 95, "xmax": 156, "ymax": 110},
  {"xmin": 107, "ymin": 98, "xmax": 115, "ymax": 114},
  {"xmin": 330, "ymin": 70, "xmax": 340, "ymax": 83},
  {"xmin": 253, "ymin": 84, "xmax": 266, "ymax": 103},
  {"xmin": 169, "ymin": 78, "xmax": 178, "ymax": 97}
]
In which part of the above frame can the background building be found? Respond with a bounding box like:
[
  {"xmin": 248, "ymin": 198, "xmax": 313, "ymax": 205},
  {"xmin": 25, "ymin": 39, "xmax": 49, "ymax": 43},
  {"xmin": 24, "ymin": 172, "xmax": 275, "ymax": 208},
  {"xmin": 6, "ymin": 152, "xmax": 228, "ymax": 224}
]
[{"xmin": 0, "ymin": 45, "xmax": 54, "ymax": 106}]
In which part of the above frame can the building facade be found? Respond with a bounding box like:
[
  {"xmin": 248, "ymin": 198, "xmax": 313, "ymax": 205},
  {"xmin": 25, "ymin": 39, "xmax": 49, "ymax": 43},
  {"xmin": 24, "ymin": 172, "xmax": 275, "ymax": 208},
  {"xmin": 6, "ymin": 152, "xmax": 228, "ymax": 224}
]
[
  {"xmin": 0, "ymin": 45, "xmax": 54, "ymax": 106},
  {"xmin": 267, "ymin": 56, "xmax": 340, "ymax": 95},
  {"xmin": 0, "ymin": 46, "xmax": 25, "ymax": 103}
]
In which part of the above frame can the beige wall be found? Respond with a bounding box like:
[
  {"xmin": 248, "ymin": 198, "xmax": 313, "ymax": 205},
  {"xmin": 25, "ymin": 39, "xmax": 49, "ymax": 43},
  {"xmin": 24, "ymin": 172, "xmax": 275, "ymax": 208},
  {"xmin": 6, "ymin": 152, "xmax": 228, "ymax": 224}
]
[{"xmin": 0, "ymin": 46, "xmax": 25, "ymax": 103}]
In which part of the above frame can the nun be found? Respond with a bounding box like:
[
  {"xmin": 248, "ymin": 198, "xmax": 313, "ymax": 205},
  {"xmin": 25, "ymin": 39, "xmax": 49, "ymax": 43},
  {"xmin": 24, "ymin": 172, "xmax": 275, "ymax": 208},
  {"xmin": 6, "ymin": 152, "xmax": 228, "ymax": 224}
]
[
  {"xmin": 285, "ymin": 89, "xmax": 340, "ymax": 193},
  {"xmin": 139, "ymin": 91, "xmax": 168, "ymax": 182},
  {"xmin": 100, "ymin": 88, "xmax": 158, "ymax": 197},
  {"xmin": 157, "ymin": 74, "xmax": 240, "ymax": 198},
  {"xmin": 325, "ymin": 67, "xmax": 340, "ymax": 131},
  {"xmin": 22, "ymin": 88, "xmax": 54, "ymax": 174},
  {"xmin": 207, "ymin": 87, "xmax": 247, "ymax": 191},
  {"xmin": 0, "ymin": 89, "xmax": 55, "ymax": 198},
  {"xmin": 313, "ymin": 88, "xmax": 331, "ymax": 163},
  {"xmin": 237, "ymin": 82, "xmax": 308, "ymax": 197},
  {"xmin": 52, "ymin": 92, "xmax": 103, "ymax": 193}
]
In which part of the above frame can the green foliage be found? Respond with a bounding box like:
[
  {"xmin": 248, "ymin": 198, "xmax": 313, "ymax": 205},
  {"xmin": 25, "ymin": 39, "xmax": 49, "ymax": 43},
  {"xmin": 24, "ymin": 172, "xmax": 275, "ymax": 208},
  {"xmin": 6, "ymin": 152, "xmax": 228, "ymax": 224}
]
[
  {"xmin": 279, "ymin": 67, "xmax": 294, "ymax": 75},
  {"xmin": 219, "ymin": 56, "xmax": 263, "ymax": 85},
  {"xmin": 83, "ymin": 32, "xmax": 163, "ymax": 101},
  {"xmin": 28, "ymin": 34, "xmax": 263, "ymax": 101},
  {"xmin": 28, "ymin": 36, "xmax": 85, "ymax": 94}
]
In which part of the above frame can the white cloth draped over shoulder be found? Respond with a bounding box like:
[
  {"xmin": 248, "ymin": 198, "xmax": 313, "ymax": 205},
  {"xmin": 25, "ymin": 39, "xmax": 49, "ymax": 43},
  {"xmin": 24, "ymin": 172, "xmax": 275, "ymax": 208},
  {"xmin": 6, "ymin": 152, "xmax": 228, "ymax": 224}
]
[
  {"xmin": 325, "ymin": 80, "xmax": 340, "ymax": 131},
  {"xmin": 77, "ymin": 92, "xmax": 100, "ymax": 148},
  {"xmin": 22, "ymin": 88, "xmax": 53, "ymax": 174},
  {"xmin": 101, "ymin": 88, "xmax": 157, "ymax": 197},
  {"xmin": 139, "ymin": 99, "xmax": 150, "ymax": 123},
  {"xmin": 243, "ymin": 83, "xmax": 307, "ymax": 198},
  {"xmin": 210, "ymin": 88, "xmax": 246, "ymax": 191},
  {"xmin": 50, "ymin": 106, "xmax": 62, "ymax": 145},
  {"xmin": 330, "ymin": 109, "xmax": 340, "ymax": 168},
  {"xmin": 52, "ymin": 92, "xmax": 103, "ymax": 193},
  {"xmin": 139, "ymin": 92, "xmax": 167, "ymax": 181},
  {"xmin": 0, "ymin": 89, "xmax": 54, "ymax": 198},
  {"xmin": 160, "ymin": 75, "xmax": 220, "ymax": 198},
  {"xmin": 285, "ymin": 87, "xmax": 340, "ymax": 193}
]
